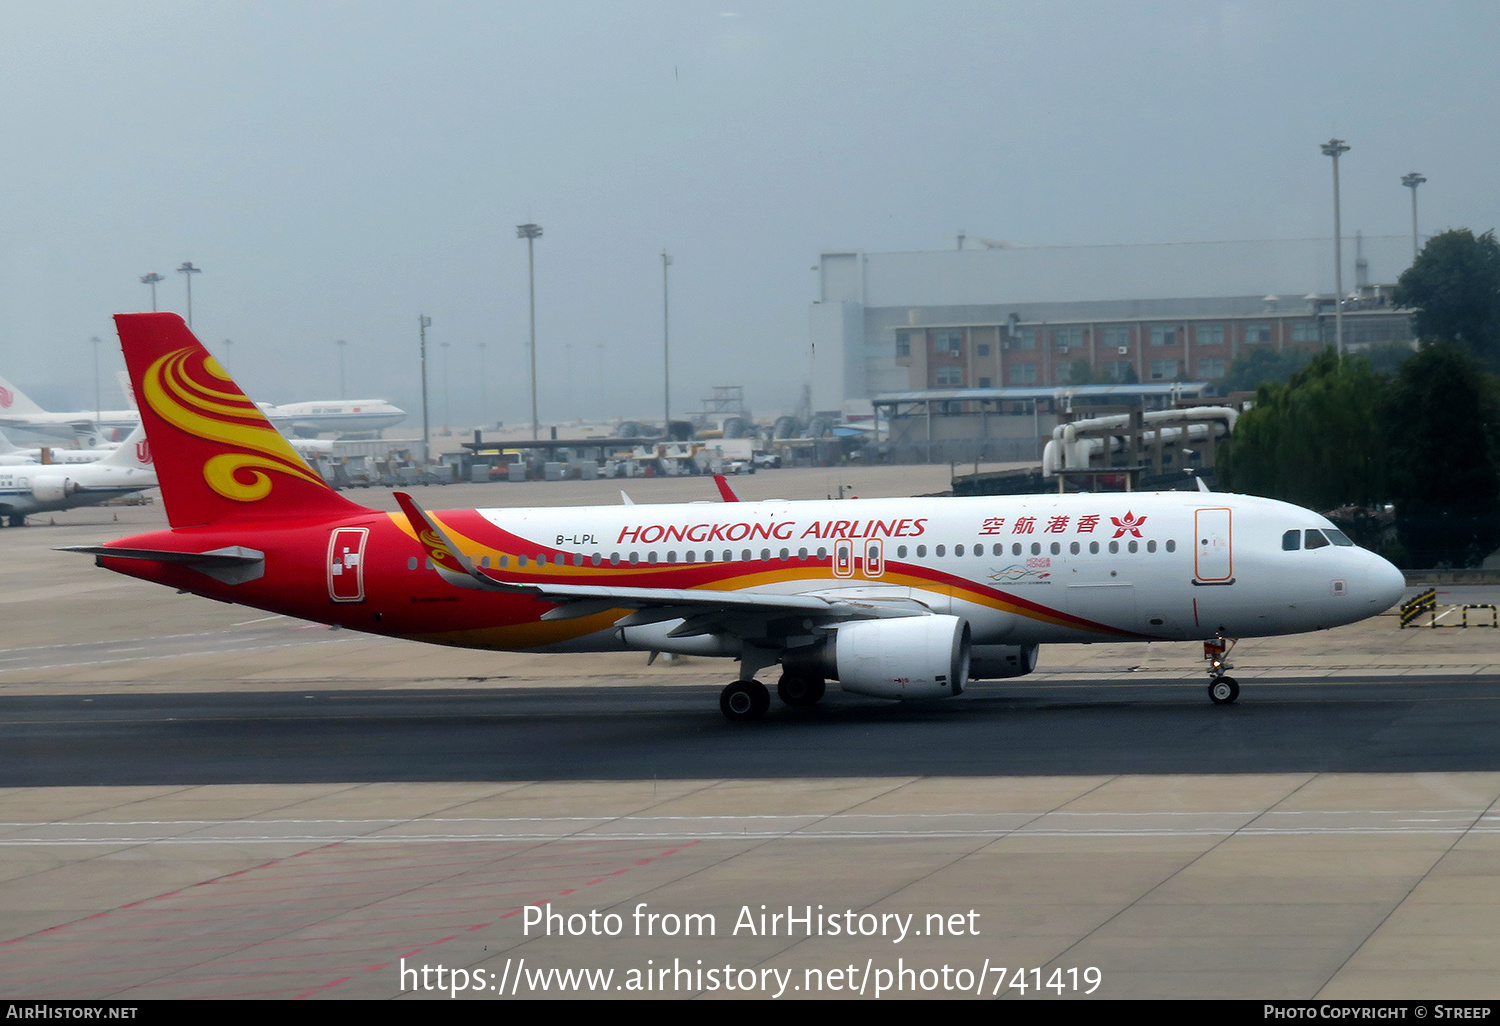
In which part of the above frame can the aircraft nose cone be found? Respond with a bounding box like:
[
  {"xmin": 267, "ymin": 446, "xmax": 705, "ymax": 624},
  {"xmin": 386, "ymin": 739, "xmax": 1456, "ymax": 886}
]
[{"xmin": 1366, "ymin": 554, "xmax": 1407, "ymax": 611}]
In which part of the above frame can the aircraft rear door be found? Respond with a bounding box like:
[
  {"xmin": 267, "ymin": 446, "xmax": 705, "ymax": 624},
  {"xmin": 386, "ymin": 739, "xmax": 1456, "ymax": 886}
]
[
  {"xmin": 1194, "ymin": 507, "xmax": 1233, "ymax": 584},
  {"xmin": 328, "ymin": 527, "xmax": 369, "ymax": 602}
]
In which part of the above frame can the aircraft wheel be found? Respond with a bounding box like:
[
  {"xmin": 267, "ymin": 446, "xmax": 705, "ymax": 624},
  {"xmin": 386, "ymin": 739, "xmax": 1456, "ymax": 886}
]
[
  {"xmin": 777, "ymin": 674, "xmax": 826, "ymax": 707},
  {"xmin": 1208, "ymin": 675, "xmax": 1240, "ymax": 705},
  {"xmin": 720, "ymin": 679, "xmax": 770, "ymax": 721}
]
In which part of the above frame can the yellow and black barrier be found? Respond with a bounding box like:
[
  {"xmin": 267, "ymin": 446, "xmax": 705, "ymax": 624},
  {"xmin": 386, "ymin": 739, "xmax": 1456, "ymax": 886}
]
[
  {"xmin": 1398, "ymin": 590, "xmax": 1497, "ymax": 628},
  {"xmin": 1399, "ymin": 588, "xmax": 1436, "ymax": 628}
]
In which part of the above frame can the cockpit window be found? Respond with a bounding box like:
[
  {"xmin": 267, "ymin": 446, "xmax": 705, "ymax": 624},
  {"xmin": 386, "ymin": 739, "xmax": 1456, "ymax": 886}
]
[
  {"xmin": 1323, "ymin": 529, "xmax": 1355, "ymax": 546},
  {"xmin": 1304, "ymin": 529, "xmax": 1330, "ymax": 549},
  {"xmin": 1282, "ymin": 530, "xmax": 1301, "ymax": 551}
]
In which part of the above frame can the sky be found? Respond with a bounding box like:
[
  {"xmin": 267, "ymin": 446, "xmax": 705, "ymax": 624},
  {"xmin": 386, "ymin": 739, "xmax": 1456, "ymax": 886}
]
[{"xmin": 1, "ymin": 0, "xmax": 1496, "ymax": 428}]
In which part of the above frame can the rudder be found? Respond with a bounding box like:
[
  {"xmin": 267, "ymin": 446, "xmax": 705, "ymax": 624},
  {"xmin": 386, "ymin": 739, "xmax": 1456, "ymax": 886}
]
[{"xmin": 113, "ymin": 312, "xmax": 370, "ymax": 528}]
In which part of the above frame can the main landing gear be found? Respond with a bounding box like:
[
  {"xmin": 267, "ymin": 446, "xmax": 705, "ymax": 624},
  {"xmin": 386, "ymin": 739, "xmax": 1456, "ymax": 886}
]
[
  {"xmin": 1204, "ymin": 636, "xmax": 1239, "ymax": 705},
  {"xmin": 718, "ymin": 673, "xmax": 828, "ymax": 721}
]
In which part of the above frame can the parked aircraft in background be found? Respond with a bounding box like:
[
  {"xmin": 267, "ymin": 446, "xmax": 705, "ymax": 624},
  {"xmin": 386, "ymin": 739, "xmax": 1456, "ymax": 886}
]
[
  {"xmin": 67, "ymin": 313, "xmax": 1407, "ymax": 718},
  {"xmin": 0, "ymin": 373, "xmax": 139, "ymax": 446},
  {"xmin": 1, "ymin": 367, "xmax": 397, "ymax": 445},
  {"xmin": 0, "ymin": 430, "xmax": 122, "ymax": 466},
  {"xmin": 275, "ymin": 398, "xmax": 406, "ymax": 438},
  {"xmin": 1, "ymin": 423, "xmax": 155, "ymax": 527}
]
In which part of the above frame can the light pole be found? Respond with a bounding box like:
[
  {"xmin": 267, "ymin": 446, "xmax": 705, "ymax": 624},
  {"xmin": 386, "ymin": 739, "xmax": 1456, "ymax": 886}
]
[
  {"xmin": 662, "ymin": 250, "xmax": 672, "ymax": 438},
  {"xmin": 89, "ymin": 336, "xmax": 101, "ymax": 423},
  {"xmin": 177, "ymin": 262, "xmax": 201, "ymax": 327},
  {"xmin": 419, "ymin": 314, "xmax": 432, "ymax": 463},
  {"xmin": 1402, "ymin": 171, "xmax": 1427, "ymax": 260},
  {"xmin": 139, "ymin": 272, "xmax": 165, "ymax": 311},
  {"xmin": 336, "ymin": 339, "xmax": 347, "ymax": 399},
  {"xmin": 517, "ymin": 223, "xmax": 542, "ymax": 440},
  {"xmin": 1320, "ymin": 139, "xmax": 1350, "ymax": 357}
]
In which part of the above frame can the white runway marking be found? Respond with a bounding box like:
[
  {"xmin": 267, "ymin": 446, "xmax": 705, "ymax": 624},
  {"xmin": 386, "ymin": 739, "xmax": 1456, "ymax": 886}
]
[{"xmin": 2, "ymin": 808, "xmax": 1496, "ymax": 845}]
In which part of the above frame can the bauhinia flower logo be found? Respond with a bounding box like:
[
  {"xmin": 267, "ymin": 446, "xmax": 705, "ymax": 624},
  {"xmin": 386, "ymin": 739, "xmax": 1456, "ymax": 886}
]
[{"xmin": 1111, "ymin": 511, "xmax": 1147, "ymax": 538}]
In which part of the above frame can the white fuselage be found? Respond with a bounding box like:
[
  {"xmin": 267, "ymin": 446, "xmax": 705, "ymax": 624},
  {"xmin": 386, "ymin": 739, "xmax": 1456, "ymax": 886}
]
[
  {"xmin": 276, "ymin": 399, "xmax": 406, "ymax": 437},
  {"xmin": 462, "ymin": 491, "xmax": 1404, "ymax": 651},
  {"xmin": 0, "ymin": 426, "xmax": 157, "ymax": 521}
]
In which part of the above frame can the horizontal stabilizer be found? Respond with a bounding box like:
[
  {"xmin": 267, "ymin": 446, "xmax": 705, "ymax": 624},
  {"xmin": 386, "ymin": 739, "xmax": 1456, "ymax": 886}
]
[{"xmin": 58, "ymin": 544, "xmax": 265, "ymax": 585}]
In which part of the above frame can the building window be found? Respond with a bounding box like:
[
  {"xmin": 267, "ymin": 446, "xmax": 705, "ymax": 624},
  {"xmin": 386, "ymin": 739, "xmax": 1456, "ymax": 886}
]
[
  {"xmin": 1196, "ymin": 323, "xmax": 1224, "ymax": 345},
  {"xmin": 1013, "ymin": 327, "xmax": 1036, "ymax": 350},
  {"xmin": 1196, "ymin": 357, "xmax": 1225, "ymax": 379},
  {"xmin": 1291, "ymin": 321, "xmax": 1320, "ymax": 343},
  {"xmin": 1054, "ymin": 326, "xmax": 1084, "ymax": 350},
  {"xmin": 1149, "ymin": 359, "xmax": 1179, "ymax": 380},
  {"xmin": 895, "ymin": 332, "xmax": 910, "ymax": 357},
  {"xmin": 977, "ymin": 376, "xmax": 992, "ymax": 388},
  {"xmin": 976, "ymin": 343, "xmax": 991, "ymax": 357},
  {"xmin": 1103, "ymin": 360, "xmax": 1133, "ymax": 382},
  {"xmin": 1102, "ymin": 325, "xmax": 1130, "ymax": 348},
  {"xmin": 1149, "ymin": 325, "xmax": 1177, "ymax": 347},
  {"xmin": 1244, "ymin": 322, "xmax": 1272, "ymax": 344},
  {"xmin": 935, "ymin": 365, "xmax": 963, "ymax": 387},
  {"xmin": 1009, "ymin": 363, "xmax": 1037, "ymax": 385},
  {"xmin": 934, "ymin": 331, "xmax": 963, "ymax": 355}
]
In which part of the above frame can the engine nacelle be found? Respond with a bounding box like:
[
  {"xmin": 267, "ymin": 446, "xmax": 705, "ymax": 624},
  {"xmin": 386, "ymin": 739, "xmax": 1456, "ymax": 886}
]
[
  {"xmin": 31, "ymin": 476, "xmax": 76, "ymax": 503},
  {"xmin": 969, "ymin": 643, "xmax": 1039, "ymax": 680},
  {"xmin": 814, "ymin": 615, "xmax": 971, "ymax": 700}
]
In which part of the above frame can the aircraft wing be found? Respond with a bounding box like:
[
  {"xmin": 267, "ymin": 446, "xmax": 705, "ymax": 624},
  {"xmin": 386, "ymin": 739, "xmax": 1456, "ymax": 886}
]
[{"xmin": 393, "ymin": 492, "xmax": 923, "ymax": 625}]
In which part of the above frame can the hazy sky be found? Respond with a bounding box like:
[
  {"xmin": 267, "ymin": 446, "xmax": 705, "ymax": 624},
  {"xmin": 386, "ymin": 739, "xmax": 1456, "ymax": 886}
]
[{"xmin": 2, "ymin": 1, "xmax": 1496, "ymax": 427}]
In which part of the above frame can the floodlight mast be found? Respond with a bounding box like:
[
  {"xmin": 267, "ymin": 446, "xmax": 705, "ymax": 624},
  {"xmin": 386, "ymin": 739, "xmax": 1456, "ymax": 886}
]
[
  {"xmin": 177, "ymin": 262, "xmax": 201, "ymax": 328},
  {"xmin": 1320, "ymin": 139, "xmax": 1350, "ymax": 357},
  {"xmin": 139, "ymin": 272, "xmax": 165, "ymax": 311},
  {"xmin": 517, "ymin": 223, "xmax": 543, "ymax": 440},
  {"xmin": 1402, "ymin": 172, "xmax": 1427, "ymax": 260}
]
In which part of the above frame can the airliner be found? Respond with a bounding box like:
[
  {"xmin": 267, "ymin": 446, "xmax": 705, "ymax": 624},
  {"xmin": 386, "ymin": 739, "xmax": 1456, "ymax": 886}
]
[
  {"xmin": 64, "ymin": 313, "xmax": 1407, "ymax": 719},
  {"xmin": 0, "ymin": 373, "xmax": 140, "ymax": 445},
  {"xmin": 274, "ymin": 398, "xmax": 406, "ymax": 437},
  {"xmin": 0, "ymin": 430, "xmax": 122, "ymax": 466},
  {"xmin": 1, "ymin": 422, "xmax": 156, "ymax": 527}
]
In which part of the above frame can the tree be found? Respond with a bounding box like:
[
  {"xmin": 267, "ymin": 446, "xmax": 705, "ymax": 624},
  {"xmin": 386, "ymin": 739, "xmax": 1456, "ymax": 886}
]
[
  {"xmin": 1220, "ymin": 349, "xmax": 1385, "ymax": 510},
  {"xmin": 1382, "ymin": 341, "xmax": 1500, "ymax": 566},
  {"xmin": 1216, "ymin": 347, "xmax": 1311, "ymax": 394},
  {"xmin": 1067, "ymin": 359, "xmax": 1097, "ymax": 386},
  {"xmin": 1392, "ymin": 229, "xmax": 1500, "ymax": 368}
]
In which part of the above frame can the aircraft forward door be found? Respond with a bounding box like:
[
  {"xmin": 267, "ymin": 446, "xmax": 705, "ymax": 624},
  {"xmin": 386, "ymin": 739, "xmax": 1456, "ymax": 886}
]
[
  {"xmin": 328, "ymin": 527, "xmax": 369, "ymax": 602},
  {"xmin": 1194, "ymin": 507, "xmax": 1233, "ymax": 584}
]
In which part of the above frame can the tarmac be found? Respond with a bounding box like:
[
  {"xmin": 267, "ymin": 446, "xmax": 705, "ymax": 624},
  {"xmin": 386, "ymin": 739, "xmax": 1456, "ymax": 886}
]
[{"xmin": 1, "ymin": 468, "xmax": 1498, "ymax": 1000}]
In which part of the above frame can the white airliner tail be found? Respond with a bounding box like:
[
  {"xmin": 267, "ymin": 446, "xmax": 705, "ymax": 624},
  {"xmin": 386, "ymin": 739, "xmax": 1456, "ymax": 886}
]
[
  {"xmin": 94, "ymin": 422, "xmax": 152, "ymax": 470},
  {"xmin": 0, "ymin": 374, "xmax": 49, "ymax": 416}
]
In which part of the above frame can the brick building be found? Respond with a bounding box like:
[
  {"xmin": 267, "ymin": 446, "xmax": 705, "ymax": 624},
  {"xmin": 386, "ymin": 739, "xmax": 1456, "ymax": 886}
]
[{"xmin": 808, "ymin": 237, "xmax": 1415, "ymax": 414}]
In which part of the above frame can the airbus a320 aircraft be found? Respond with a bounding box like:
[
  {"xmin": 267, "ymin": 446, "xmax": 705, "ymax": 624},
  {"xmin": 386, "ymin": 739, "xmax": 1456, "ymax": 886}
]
[{"xmin": 66, "ymin": 313, "xmax": 1406, "ymax": 720}]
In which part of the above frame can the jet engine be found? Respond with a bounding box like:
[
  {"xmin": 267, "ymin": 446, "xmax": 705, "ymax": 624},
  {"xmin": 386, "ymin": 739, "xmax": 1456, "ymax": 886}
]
[
  {"xmin": 969, "ymin": 643, "xmax": 1039, "ymax": 679},
  {"xmin": 786, "ymin": 615, "xmax": 971, "ymax": 700},
  {"xmin": 31, "ymin": 476, "xmax": 77, "ymax": 503}
]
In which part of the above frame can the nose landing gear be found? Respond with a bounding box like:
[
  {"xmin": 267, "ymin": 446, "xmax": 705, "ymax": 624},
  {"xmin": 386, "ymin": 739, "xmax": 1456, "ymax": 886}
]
[{"xmin": 1204, "ymin": 636, "xmax": 1239, "ymax": 705}]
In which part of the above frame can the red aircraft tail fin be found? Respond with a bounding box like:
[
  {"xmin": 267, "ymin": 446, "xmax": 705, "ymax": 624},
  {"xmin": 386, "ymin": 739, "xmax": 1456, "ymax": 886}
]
[{"xmin": 113, "ymin": 312, "xmax": 372, "ymax": 528}]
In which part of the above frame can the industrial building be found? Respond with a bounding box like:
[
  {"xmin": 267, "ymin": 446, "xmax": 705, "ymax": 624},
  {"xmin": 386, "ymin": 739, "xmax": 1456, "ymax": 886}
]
[{"xmin": 809, "ymin": 235, "xmax": 1416, "ymax": 463}]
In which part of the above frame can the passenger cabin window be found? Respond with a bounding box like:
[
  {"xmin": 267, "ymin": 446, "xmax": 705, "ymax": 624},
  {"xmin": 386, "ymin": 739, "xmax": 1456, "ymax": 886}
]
[
  {"xmin": 1283, "ymin": 530, "xmax": 1300, "ymax": 551},
  {"xmin": 1304, "ymin": 530, "xmax": 1330, "ymax": 550}
]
